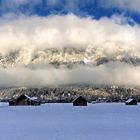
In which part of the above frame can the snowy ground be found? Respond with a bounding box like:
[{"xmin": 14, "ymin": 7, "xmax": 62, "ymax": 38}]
[{"xmin": 0, "ymin": 103, "xmax": 140, "ymax": 140}]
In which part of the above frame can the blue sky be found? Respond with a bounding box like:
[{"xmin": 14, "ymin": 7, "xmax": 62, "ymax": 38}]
[{"xmin": 0, "ymin": 0, "xmax": 140, "ymax": 24}]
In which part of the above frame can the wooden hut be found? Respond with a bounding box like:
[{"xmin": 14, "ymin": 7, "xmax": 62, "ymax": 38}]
[
  {"xmin": 125, "ymin": 98, "xmax": 137, "ymax": 105},
  {"xmin": 9, "ymin": 94, "xmax": 40, "ymax": 106},
  {"xmin": 73, "ymin": 96, "xmax": 88, "ymax": 106}
]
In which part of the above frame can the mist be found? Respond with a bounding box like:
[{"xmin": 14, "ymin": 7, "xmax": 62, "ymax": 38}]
[{"xmin": 0, "ymin": 62, "xmax": 140, "ymax": 87}]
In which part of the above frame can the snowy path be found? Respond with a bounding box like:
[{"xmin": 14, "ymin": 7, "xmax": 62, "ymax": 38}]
[{"xmin": 0, "ymin": 103, "xmax": 140, "ymax": 140}]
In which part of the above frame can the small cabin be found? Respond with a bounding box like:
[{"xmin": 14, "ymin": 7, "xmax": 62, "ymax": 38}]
[
  {"xmin": 9, "ymin": 94, "xmax": 40, "ymax": 106},
  {"xmin": 125, "ymin": 98, "xmax": 137, "ymax": 105},
  {"xmin": 73, "ymin": 96, "xmax": 88, "ymax": 106}
]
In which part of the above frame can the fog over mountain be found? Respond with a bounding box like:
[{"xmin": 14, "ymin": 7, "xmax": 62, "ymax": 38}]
[{"xmin": 0, "ymin": 14, "xmax": 140, "ymax": 87}]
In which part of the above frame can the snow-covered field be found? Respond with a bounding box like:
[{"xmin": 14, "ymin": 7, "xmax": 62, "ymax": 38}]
[{"xmin": 0, "ymin": 103, "xmax": 140, "ymax": 140}]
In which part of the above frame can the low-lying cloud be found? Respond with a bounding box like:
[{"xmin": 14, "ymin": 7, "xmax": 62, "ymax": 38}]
[
  {"xmin": 0, "ymin": 14, "xmax": 140, "ymax": 87},
  {"xmin": 0, "ymin": 63, "xmax": 140, "ymax": 87}
]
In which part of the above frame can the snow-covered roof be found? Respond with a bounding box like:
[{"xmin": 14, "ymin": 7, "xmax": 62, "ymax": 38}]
[
  {"xmin": 72, "ymin": 96, "xmax": 87, "ymax": 103},
  {"xmin": 126, "ymin": 98, "xmax": 134, "ymax": 103},
  {"xmin": 23, "ymin": 95, "xmax": 38, "ymax": 101}
]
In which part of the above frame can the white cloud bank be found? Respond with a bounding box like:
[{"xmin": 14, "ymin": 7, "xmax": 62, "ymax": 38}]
[
  {"xmin": 0, "ymin": 63, "xmax": 140, "ymax": 87},
  {"xmin": 0, "ymin": 14, "xmax": 140, "ymax": 87},
  {"xmin": 0, "ymin": 14, "xmax": 139, "ymax": 54}
]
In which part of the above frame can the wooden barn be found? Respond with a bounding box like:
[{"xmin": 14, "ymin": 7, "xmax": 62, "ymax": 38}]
[
  {"xmin": 73, "ymin": 96, "xmax": 88, "ymax": 106},
  {"xmin": 125, "ymin": 98, "xmax": 137, "ymax": 105},
  {"xmin": 9, "ymin": 94, "xmax": 40, "ymax": 106}
]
